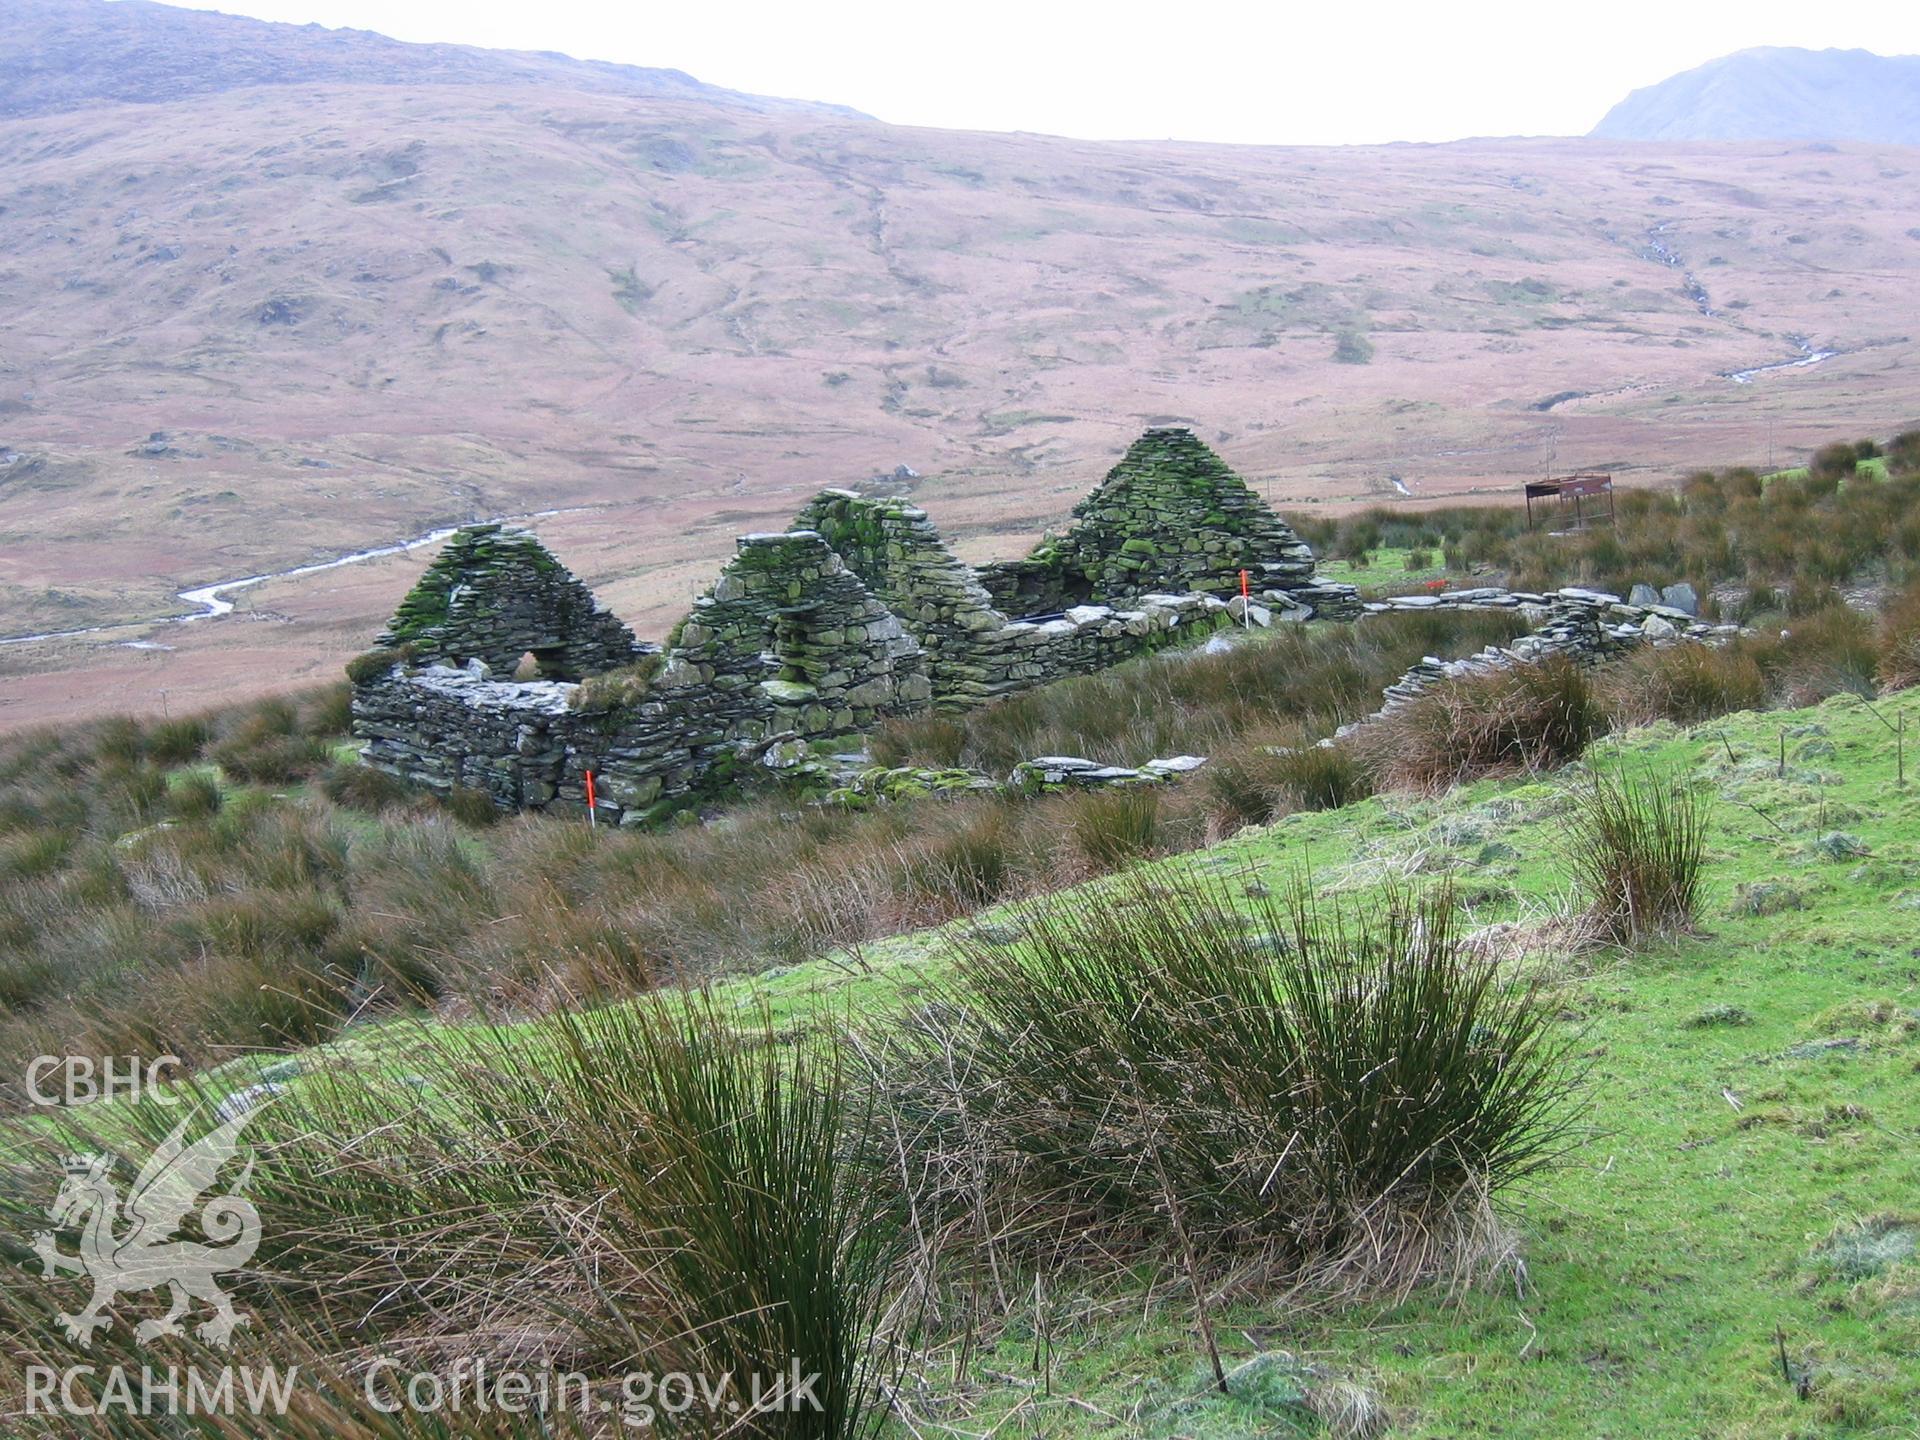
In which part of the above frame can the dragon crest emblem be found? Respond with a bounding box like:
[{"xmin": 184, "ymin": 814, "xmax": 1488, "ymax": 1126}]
[{"xmin": 31, "ymin": 1106, "xmax": 265, "ymax": 1348}]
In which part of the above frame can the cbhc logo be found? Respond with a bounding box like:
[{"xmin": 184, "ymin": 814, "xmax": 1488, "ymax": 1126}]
[{"xmin": 25, "ymin": 1056, "xmax": 183, "ymax": 1108}]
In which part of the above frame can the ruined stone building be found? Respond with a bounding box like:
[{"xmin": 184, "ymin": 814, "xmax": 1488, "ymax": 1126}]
[
  {"xmin": 349, "ymin": 428, "xmax": 1358, "ymax": 824},
  {"xmin": 975, "ymin": 425, "xmax": 1327, "ymax": 614}
]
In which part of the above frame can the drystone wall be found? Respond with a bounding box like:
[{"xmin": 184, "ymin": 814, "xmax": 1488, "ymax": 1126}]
[
  {"xmin": 351, "ymin": 429, "xmax": 1357, "ymax": 824},
  {"xmin": 975, "ymin": 425, "xmax": 1357, "ymax": 617},
  {"xmin": 790, "ymin": 490, "xmax": 1011, "ymax": 704},
  {"xmin": 1331, "ymin": 586, "xmax": 1739, "ymax": 742},
  {"xmin": 535, "ymin": 532, "xmax": 939, "ymax": 819},
  {"xmin": 357, "ymin": 530, "xmax": 936, "ymax": 824},
  {"xmin": 820, "ymin": 587, "xmax": 1742, "ymax": 810},
  {"xmin": 352, "ymin": 668, "xmax": 576, "ymax": 808},
  {"xmin": 789, "ymin": 488, "xmax": 1266, "ymax": 709},
  {"xmin": 353, "ymin": 577, "xmax": 1239, "ymax": 823},
  {"xmin": 376, "ymin": 523, "xmax": 639, "ymax": 679}
]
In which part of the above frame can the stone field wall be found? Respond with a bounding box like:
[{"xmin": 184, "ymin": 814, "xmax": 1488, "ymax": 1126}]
[
  {"xmin": 1330, "ymin": 585, "xmax": 1739, "ymax": 742},
  {"xmin": 350, "ymin": 429, "xmax": 1362, "ymax": 825},
  {"xmin": 818, "ymin": 585, "xmax": 1743, "ymax": 809}
]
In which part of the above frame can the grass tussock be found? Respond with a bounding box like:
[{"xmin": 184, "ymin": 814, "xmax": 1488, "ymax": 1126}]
[
  {"xmin": 1565, "ymin": 766, "xmax": 1709, "ymax": 944},
  {"xmin": 208, "ymin": 697, "xmax": 337, "ymax": 784},
  {"xmin": 872, "ymin": 610, "xmax": 1532, "ymax": 772},
  {"xmin": 317, "ymin": 756, "xmax": 412, "ymax": 812},
  {"xmin": 1877, "ymin": 577, "xmax": 1920, "ymax": 693},
  {"xmin": 1355, "ymin": 656, "xmax": 1601, "ymax": 793},
  {"xmin": 567, "ymin": 653, "xmax": 665, "ymax": 710},
  {"xmin": 879, "ymin": 869, "xmax": 1581, "ymax": 1297},
  {"xmin": 1065, "ymin": 785, "xmax": 1163, "ymax": 869},
  {"xmin": 1765, "ymin": 604, "xmax": 1882, "ymax": 704},
  {"xmin": 1200, "ymin": 736, "xmax": 1374, "ymax": 830},
  {"xmin": 448, "ymin": 999, "xmax": 908, "ymax": 1438},
  {"xmin": 1597, "ymin": 644, "xmax": 1767, "ymax": 727},
  {"xmin": 1284, "ymin": 437, "xmax": 1920, "ymax": 607},
  {"xmin": 1265, "ymin": 740, "xmax": 1374, "ymax": 812},
  {"xmin": 0, "ymin": 999, "xmax": 905, "ymax": 1439}
]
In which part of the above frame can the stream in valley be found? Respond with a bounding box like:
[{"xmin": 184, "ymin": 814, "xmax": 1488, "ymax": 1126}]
[{"xmin": 0, "ymin": 507, "xmax": 596, "ymax": 650}]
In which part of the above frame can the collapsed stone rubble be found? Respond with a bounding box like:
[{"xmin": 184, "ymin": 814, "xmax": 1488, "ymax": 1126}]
[
  {"xmin": 350, "ymin": 428, "xmax": 1359, "ymax": 824},
  {"xmin": 1332, "ymin": 586, "xmax": 1740, "ymax": 741},
  {"xmin": 810, "ymin": 587, "xmax": 1740, "ymax": 809},
  {"xmin": 349, "ymin": 423, "xmax": 1737, "ymax": 827}
]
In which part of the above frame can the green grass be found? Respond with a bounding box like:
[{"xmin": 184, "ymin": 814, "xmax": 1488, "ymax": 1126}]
[
  {"xmin": 1285, "ymin": 442, "xmax": 1920, "ymax": 607},
  {"xmin": 837, "ymin": 689, "xmax": 1920, "ymax": 1436},
  {"xmin": 1308, "ymin": 544, "xmax": 1449, "ymax": 592},
  {"xmin": 24, "ymin": 687, "xmax": 1910, "ymax": 1436},
  {"xmin": 917, "ymin": 693, "xmax": 1908, "ymax": 1431},
  {"xmin": 1759, "ymin": 456, "xmax": 1887, "ymax": 486},
  {"xmin": 11, "ymin": 427, "xmax": 1920, "ymax": 1433},
  {"xmin": 9, "ymin": 563, "xmax": 1920, "ymax": 1434}
]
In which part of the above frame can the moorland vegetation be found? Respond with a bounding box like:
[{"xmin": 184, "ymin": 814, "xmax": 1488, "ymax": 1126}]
[{"xmin": 3, "ymin": 432, "xmax": 1920, "ymax": 1436}]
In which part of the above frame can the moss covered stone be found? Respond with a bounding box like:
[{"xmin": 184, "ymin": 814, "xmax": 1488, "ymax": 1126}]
[
  {"xmin": 350, "ymin": 432, "xmax": 1356, "ymax": 825},
  {"xmin": 977, "ymin": 427, "xmax": 1320, "ymax": 612},
  {"xmin": 377, "ymin": 524, "xmax": 639, "ymax": 679}
]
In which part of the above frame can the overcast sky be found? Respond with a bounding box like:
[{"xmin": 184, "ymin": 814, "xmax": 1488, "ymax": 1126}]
[{"xmin": 159, "ymin": 0, "xmax": 1920, "ymax": 145}]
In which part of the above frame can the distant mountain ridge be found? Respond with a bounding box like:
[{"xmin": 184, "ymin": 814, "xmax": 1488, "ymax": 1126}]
[
  {"xmin": 3, "ymin": 0, "xmax": 1919, "ymax": 731},
  {"xmin": 1591, "ymin": 47, "xmax": 1920, "ymax": 144},
  {"xmin": 0, "ymin": 0, "xmax": 868, "ymax": 119}
]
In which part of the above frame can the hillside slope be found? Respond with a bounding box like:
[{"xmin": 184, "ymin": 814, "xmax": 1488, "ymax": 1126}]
[
  {"xmin": 2, "ymin": 7, "xmax": 1919, "ymax": 730},
  {"xmin": 1592, "ymin": 47, "xmax": 1920, "ymax": 143},
  {"xmin": 755, "ymin": 690, "xmax": 1920, "ymax": 1435},
  {"xmin": 0, "ymin": 0, "xmax": 864, "ymax": 119},
  {"xmin": 8, "ymin": 682, "xmax": 1917, "ymax": 1435}
]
